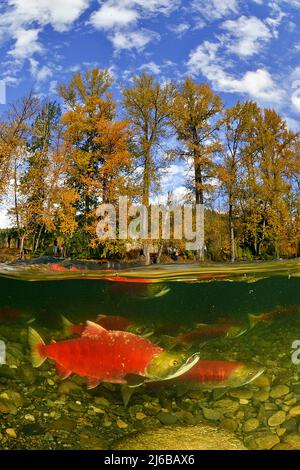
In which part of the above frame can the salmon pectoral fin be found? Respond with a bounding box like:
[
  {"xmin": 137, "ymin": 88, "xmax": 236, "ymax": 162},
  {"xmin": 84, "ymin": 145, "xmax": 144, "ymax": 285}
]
[
  {"xmin": 56, "ymin": 363, "xmax": 72, "ymax": 380},
  {"xmin": 125, "ymin": 374, "xmax": 147, "ymax": 388},
  {"xmin": 120, "ymin": 385, "xmax": 136, "ymax": 408},
  {"xmin": 82, "ymin": 321, "xmax": 107, "ymax": 339},
  {"xmin": 86, "ymin": 377, "xmax": 101, "ymax": 390}
]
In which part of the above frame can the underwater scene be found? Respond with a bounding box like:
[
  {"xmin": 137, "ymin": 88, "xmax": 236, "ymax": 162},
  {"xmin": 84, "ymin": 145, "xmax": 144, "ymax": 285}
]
[{"xmin": 0, "ymin": 258, "xmax": 300, "ymax": 451}]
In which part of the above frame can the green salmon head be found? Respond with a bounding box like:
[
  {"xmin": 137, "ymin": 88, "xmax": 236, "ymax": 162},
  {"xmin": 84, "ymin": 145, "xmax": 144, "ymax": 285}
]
[
  {"xmin": 145, "ymin": 351, "xmax": 200, "ymax": 382},
  {"xmin": 227, "ymin": 325, "xmax": 248, "ymax": 338},
  {"xmin": 227, "ymin": 363, "xmax": 266, "ymax": 388}
]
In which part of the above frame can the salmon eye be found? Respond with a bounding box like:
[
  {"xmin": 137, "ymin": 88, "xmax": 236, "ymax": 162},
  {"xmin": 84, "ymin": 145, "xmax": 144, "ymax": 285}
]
[{"xmin": 170, "ymin": 360, "xmax": 178, "ymax": 367}]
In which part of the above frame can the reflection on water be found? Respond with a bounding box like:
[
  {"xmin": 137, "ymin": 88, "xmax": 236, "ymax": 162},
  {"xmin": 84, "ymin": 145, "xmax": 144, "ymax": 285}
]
[{"xmin": 0, "ymin": 261, "xmax": 300, "ymax": 450}]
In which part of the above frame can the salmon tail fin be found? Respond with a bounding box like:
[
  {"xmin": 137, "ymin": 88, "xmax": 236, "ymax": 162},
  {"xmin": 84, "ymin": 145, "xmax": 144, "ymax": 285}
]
[
  {"xmin": 28, "ymin": 327, "xmax": 46, "ymax": 368},
  {"xmin": 61, "ymin": 315, "xmax": 74, "ymax": 336},
  {"xmin": 248, "ymin": 313, "xmax": 261, "ymax": 329}
]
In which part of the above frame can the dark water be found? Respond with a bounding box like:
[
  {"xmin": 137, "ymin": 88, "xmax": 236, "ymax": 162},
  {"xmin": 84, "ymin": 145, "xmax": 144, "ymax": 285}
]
[
  {"xmin": 0, "ymin": 263, "xmax": 300, "ymax": 450},
  {"xmin": 0, "ymin": 275, "xmax": 299, "ymax": 327}
]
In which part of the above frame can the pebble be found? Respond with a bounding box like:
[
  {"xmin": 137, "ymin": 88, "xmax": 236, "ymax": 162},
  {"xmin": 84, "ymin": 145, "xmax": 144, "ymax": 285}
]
[
  {"xmin": 252, "ymin": 433, "xmax": 280, "ymax": 450},
  {"xmin": 6, "ymin": 428, "xmax": 17, "ymax": 438},
  {"xmin": 230, "ymin": 390, "xmax": 253, "ymax": 400},
  {"xmin": 157, "ymin": 412, "xmax": 178, "ymax": 425},
  {"xmin": 289, "ymin": 405, "xmax": 300, "ymax": 417},
  {"xmin": 268, "ymin": 411, "xmax": 286, "ymax": 427},
  {"xmin": 243, "ymin": 418, "xmax": 259, "ymax": 433},
  {"xmin": 213, "ymin": 399, "xmax": 239, "ymax": 414},
  {"xmin": 116, "ymin": 419, "xmax": 128, "ymax": 429},
  {"xmin": 221, "ymin": 418, "xmax": 238, "ymax": 432},
  {"xmin": 252, "ymin": 375, "xmax": 270, "ymax": 388},
  {"xmin": 270, "ymin": 385, "xmax": 289, "ymax": 399},
  {"xmin": 24, "ymin": 414, "xmax": 35, "ymax": 422},
  {"xmin": 239, "ymin": 399, "xmax": 248, "ymax": 405},
  {"xmin": 283, "ymin": 434, "xmax": 300, "ymax": 450},
  {"xmin": 94, "ymin": 396, "xmax": 110, "ymax": 408},
  {"xmin": 202, "ymin": 408, "xmax": 221, "ymax": 421},
  {"xmin": 58, "ymin": 381, "xmax": 81, "ymax": 395},
  {"xmin": 253, "ymin": 389, "xmax": 269, "ymax": 402},
  {"xmin": 136, "ymin": 412, "xmax": 146, "ymax": 421}
]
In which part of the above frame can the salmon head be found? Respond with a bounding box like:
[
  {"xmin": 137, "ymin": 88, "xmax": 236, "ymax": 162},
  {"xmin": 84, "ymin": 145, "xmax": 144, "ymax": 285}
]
[
  {"xmin": 144, "ymin": 350, "xmax": 201, "ymax": 383},
  {"xmin": 225, "ymin": 362, "xmax": 265, "ymax": 388},
  {"xmin": 226, "ymin": 324, "xmax": 248, "ymax": 338}
]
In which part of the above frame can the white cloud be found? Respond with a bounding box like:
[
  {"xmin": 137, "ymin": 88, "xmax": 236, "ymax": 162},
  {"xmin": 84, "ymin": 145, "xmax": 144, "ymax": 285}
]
[
  {"xmin": 30, "ymin": 59, "xmax": 53, "ymax": 82},
  {"xmin": 9, "ymin": 29, "xmax": 43, "ymax": 59},
  {"xmin": 90, "ymin": 5, "xmax": 138, "ymax": 30},
  {"xmin": 90, "ymin": 0, "xmax": 178, "ymax": 51},
  {"xmin": 169, "ymin": 23, "xmax": 190, "ymax": 36},
  {"xmin": 187, "ymin": 41, "xmax": 284, "ymax": 104},
  {"xmin": 2, "ymin": 0, "xmax": 91, "ymax": 32},
  {"xmin": 221, "ymin": 16, "xmax": 272, "ymax": 57},
  {"xmin": 191, "ymin": 0, "xmax": 238, "ymax": 20},
  {"xmin": 110, "ymin": 29, "xmax": 159, "ymax": 51},
  {"xmin": 140, "ymin": 61, "xmax": 161, "ymax": 74},
  {"xmin": 0, "ymin": 0, "xmax": 90, "ymax": 60}
]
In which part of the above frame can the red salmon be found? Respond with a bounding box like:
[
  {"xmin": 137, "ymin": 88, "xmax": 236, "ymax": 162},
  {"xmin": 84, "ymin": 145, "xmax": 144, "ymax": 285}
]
[
  {"xmin": 177, "ymin": 360, "xmax": 265, "ymax": 389},
  {"xmin": 62, "ymin": 315, "xmax": 134, "ymax": 336},
  {"xmin": 173, "ymin": 322, "xmax": 247, "ymax": 346},
  {"xmin": 28, "ymin": 322, "xmax": 200, "ymax": 389}
]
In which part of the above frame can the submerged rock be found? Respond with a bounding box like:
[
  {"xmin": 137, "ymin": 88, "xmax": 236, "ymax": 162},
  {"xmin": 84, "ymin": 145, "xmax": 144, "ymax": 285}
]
[
  {"xmin": 270, "ymin": 385, "xmax": 289, "ymax": 399},
  {"xmin": 112, "ymin": 424, "xmax": 246, "ymax": 450}
]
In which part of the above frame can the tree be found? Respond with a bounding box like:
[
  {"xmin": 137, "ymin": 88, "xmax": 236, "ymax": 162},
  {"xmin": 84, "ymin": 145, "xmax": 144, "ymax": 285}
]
[
  {"xmin": 123, "ymin": 73, "xmax": 173, "ymax": 263},
  {"xmin": 219, "ymin": 101, "xmax": 259, "ymax": 262},
  {"xmin": 60, "ymin": 68, "xmax": 131, "ymax": 255},
  {"xmin": 0, "ymin": 93, "xmax": 39, "ymax": 257},
  {"xmin": 170, "ymin": 78, "xmax": 223, "ymax": 260},
  {"xmin": 252, "ymin": 109, "xmax": 299, "ymax": 258}
]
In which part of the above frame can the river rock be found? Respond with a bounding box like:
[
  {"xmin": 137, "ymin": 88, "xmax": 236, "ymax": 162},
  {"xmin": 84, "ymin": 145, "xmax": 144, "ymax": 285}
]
[
  {"xmin": 289, "ymin": 405, "xmax": 300, "ymax": 417},
  {"xmin": 251, "ymin": 433, "xmax": 280, "ymax": 450},
  {"xmin": 230, "ymin": 390, "xmax": 253, "ymax": 400},
  {"xmin": 283, "ymin": 434, "xmax": 300, "ymax": 450},
  {"xmin": 270, "ymin": 385, "xmax": 289, "ymax": 399},
  {"xmin": 243, "ymin": 418, "xmax": 259, "ymax": 433},
  {"xmin": 268, "ymin": 411, "xmax": 286, "ymax": 427},
  {"xmin": 221, "ymin": 418, "xmax": 238, "ymax": 432},
  {"xmin": 157, "ymin": 412, "xmax": 177, "ymax": 425},
  {"xmin": 112, "ymin": 425, "xmax": 246, "ymax": 450},
  {"xmin": 253, "ymin": 389, "xmax": 269, "ymax": 402},
  {"xmin": 202, "ymin": 408, "xmax": 221, "ymax": 421},
  {"xmin": 57, "ymin": 381, "xmax": 82, "ymax": 395}
]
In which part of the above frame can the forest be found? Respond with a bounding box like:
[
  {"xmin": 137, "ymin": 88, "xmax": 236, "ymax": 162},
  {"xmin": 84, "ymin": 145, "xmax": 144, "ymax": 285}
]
[{"xmin": 0, "ymin": 67, "xmax": 299, "ymax": 263}]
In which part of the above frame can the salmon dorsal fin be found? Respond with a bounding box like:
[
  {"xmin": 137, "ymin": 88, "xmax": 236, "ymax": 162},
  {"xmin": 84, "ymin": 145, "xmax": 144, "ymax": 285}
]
[{"xmin": 82, "ymin": 321, "xmax": 107, "ymax": 338}]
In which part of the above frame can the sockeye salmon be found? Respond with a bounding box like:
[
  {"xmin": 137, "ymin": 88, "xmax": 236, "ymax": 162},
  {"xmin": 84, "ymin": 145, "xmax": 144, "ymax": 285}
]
[{"xmin": 28, "ymin": 321, "xmax": 200, "ymax": 389}]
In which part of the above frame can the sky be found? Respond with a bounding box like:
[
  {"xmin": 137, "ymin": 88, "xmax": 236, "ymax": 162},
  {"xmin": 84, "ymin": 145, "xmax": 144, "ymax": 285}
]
[{"xmin": 1, "ymin": 0, "xmax": 300, "ymax": 226}]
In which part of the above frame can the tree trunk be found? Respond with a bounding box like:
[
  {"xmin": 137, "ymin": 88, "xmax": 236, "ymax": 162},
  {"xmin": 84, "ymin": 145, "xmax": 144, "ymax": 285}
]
[
  {"xmin": 143, "ymin": 148, "xmax": 151, "ymax": 265},
  {"xmin": 194, "ymin": 156, "xmax": 205, "ymax": 262},
  {"xmin": 229, "ymin": 202, "xmax": 235, "ymax": 263},
  {"xmin": 34, "ymin": 225, "xmax": 44, "ymax": 253}
]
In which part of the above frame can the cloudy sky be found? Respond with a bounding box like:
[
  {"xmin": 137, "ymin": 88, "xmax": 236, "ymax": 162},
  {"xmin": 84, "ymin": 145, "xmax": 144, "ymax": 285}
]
[{"xmin": 0, "ymin": 0, "xmax": 300, "ymax": 225}]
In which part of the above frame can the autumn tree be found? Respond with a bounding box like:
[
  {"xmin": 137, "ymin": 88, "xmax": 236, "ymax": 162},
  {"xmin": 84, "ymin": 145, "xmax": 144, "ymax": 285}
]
[
  {"xmin": 0, "ymin": 93, "xmax": 39, "ymax": 256},
  {"xmin": 170, "ymin": 78, "xmax": 223, "ymax": 260},
  {"xmin": 219, "ymin": 101, "xmax": 259, "ymax": 262},
  {"xmin": 251, "ymin": 109, "xmax": 299, "ymax": 258},
  {"xmin": 59, "ymin": 68, "xmax": 131, "ymax": 256},
  {"xmin": 122, "ymin": 73, "xmax": 174, "ymax": 263}
]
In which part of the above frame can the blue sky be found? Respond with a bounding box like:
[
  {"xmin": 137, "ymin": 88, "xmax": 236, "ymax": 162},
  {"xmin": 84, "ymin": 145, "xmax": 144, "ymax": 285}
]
[{"xmin": 1, "ymin": 0, "xmax": 300, "ymax": 225}]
